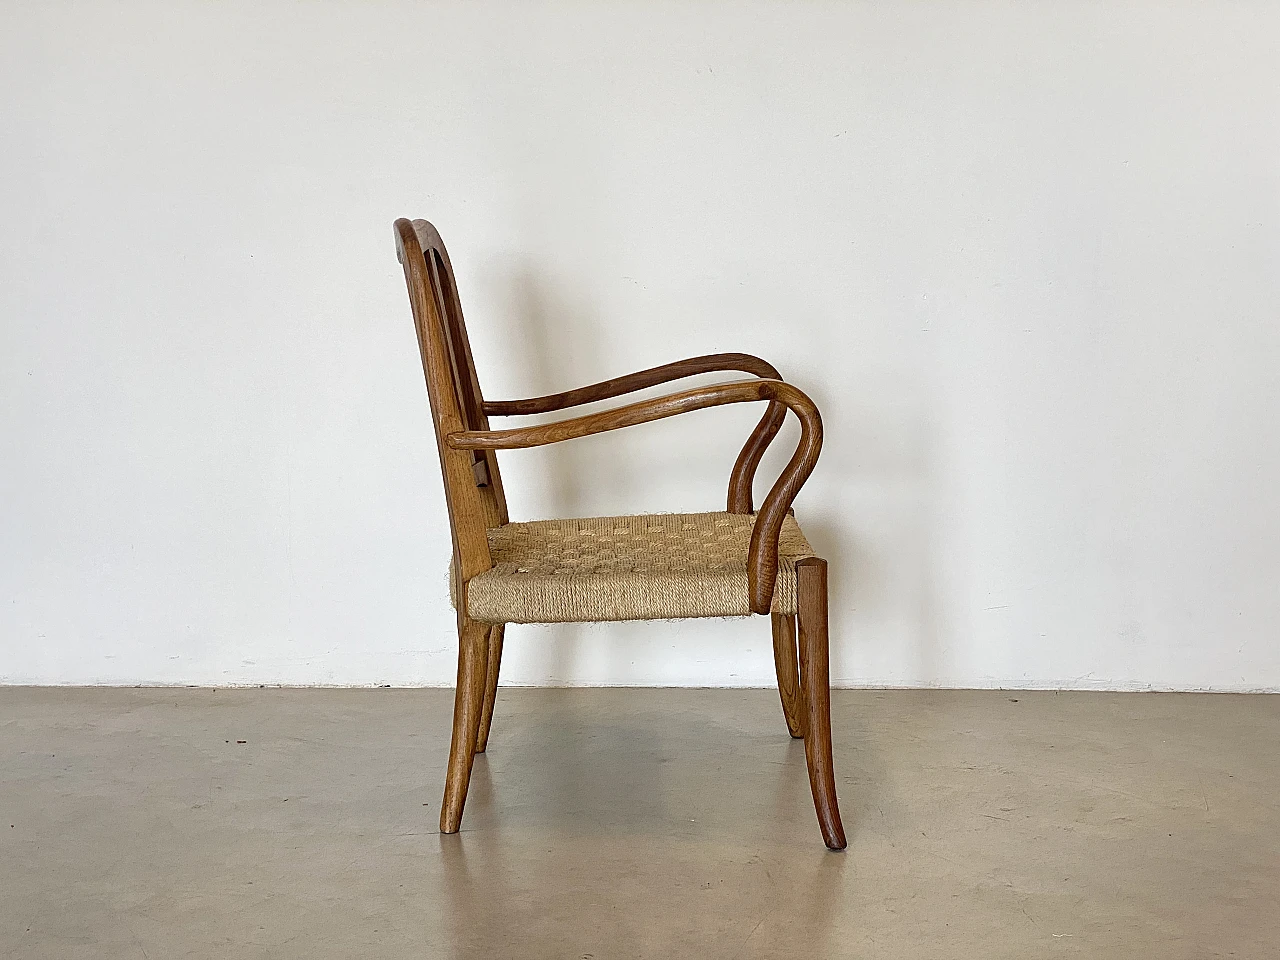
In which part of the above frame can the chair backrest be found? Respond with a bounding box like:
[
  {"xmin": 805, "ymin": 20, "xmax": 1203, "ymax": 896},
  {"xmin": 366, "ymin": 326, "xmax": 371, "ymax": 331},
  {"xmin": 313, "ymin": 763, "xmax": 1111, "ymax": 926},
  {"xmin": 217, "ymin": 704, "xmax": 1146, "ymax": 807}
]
[{"xmin": 394, "ymin": 218, "xmax": 508, "ymax": 584}]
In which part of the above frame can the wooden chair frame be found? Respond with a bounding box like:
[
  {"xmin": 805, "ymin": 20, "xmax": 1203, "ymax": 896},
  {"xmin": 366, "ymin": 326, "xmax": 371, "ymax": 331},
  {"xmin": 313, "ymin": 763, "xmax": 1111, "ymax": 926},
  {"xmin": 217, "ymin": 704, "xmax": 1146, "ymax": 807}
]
[{"xmin": 394, "ymin": 218, "xmax": 845, "ymax": 850}]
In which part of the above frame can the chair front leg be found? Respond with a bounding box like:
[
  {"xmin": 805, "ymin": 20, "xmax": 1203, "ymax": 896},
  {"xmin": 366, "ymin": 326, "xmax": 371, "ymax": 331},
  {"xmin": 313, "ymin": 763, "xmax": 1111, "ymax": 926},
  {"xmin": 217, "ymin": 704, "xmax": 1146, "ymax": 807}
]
[
  {"xmin": 796, "ymin": 557, "xmax": 847, "ymax": 851},
  {"xmin": 771, "ymin": 613, "xmax": 806, "ymax": 739},
  {"xmin": 475, "ymin": 623, "xmax": 504, "ymax": 753},
  {"xmin": 440, "ymin": 617, "xmax": 490, "ymax": 834}
]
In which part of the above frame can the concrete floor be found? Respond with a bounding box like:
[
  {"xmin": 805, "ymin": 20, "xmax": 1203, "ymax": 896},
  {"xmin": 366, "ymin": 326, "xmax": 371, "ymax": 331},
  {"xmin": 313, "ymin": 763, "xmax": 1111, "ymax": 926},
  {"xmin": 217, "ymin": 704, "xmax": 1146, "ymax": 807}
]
[{"xmin": 1, "ymin": 688, "xmax": 1277, "ymax": 959}]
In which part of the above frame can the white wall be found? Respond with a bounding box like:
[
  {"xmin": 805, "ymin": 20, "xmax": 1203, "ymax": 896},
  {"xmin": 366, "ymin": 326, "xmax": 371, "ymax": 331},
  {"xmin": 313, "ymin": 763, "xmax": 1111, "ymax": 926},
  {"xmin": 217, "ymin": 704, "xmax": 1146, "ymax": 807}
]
[{"xmin": 3, "ymin": 1, "xmax": 1278, "ymax": 691}]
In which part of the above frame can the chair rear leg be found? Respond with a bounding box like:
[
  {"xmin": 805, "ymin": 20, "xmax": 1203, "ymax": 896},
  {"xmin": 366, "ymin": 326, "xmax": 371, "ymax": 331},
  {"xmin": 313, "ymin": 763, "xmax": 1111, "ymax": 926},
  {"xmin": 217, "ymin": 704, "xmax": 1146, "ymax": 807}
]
[
  {"xmin": 475, "ymin": 623, "xmax": 504, "ymax": 753},
  {"xmin": 771, "ymin": 613, "xmax": 806, "ymax": 738},
  {"xmin": 440, "ymin": 618, "xmax": 490, "ymax": 834},
  {"xmin": 796, "ymin": 557, "xmax": 847, "ymax": 851}
]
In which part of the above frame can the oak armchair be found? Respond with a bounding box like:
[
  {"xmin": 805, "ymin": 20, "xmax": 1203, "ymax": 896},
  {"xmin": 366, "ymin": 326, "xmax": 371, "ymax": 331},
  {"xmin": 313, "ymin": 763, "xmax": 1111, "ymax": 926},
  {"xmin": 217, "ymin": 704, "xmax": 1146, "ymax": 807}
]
[{"xmin": 394, "ymin": 218, "xmax": 845, "ymax": 849}]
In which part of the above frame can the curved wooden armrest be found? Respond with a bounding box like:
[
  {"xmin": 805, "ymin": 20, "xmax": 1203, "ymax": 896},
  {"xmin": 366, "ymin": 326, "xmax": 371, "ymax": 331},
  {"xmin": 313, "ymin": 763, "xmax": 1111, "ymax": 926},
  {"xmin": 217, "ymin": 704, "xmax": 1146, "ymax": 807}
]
[
  {"xmin": 481, "ymin": 353, "xmax": 780, "ymax": 416},
  {"xmin": 449, "ymin": 378, "xmax": 823, "ymax": 615},
  {"xmin": 482, "ymin": 352, "xmax": 787, "ymax": 515}
]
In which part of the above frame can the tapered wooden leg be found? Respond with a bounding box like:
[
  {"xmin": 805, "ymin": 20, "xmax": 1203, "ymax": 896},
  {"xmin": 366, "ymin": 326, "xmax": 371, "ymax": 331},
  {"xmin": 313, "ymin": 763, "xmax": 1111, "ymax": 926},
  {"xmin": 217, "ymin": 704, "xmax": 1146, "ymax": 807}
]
[
  {"xmin": 440, "ymin": 618, "xmax": 490, "ymax": 834},
  {"xmin": 771, "ymin": 613, "xmax": 806, "ymax": 738},
  {"xmin": 475, "ymin": 623, "xmax": 504, "ymax": 753},
  {"xmin": 796, "ymin": 557, "xmax": 846, "ymax": 851}
]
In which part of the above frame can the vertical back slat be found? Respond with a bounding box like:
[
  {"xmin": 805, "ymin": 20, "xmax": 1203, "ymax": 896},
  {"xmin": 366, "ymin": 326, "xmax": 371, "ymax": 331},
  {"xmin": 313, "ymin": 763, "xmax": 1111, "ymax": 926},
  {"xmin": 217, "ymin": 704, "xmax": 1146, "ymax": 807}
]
[
  {"xmin": 428, "ymin": 250, "xmax": 485, "ymax": 433},
  {"xmin": 395, "ymin": 218, "xmax": 509, "ymax": 591},
  {"xmin": 416, "ymin": 223, "xmax": 509, "ymax": 528}
]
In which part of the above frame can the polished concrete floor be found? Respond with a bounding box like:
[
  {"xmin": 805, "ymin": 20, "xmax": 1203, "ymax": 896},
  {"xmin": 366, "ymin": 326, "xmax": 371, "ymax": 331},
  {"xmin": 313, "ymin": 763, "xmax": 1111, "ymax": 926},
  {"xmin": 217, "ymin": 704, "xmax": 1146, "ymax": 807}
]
[{"xmin": 1, "ymin": 687, "xmax": 1277, "ymax": 959}]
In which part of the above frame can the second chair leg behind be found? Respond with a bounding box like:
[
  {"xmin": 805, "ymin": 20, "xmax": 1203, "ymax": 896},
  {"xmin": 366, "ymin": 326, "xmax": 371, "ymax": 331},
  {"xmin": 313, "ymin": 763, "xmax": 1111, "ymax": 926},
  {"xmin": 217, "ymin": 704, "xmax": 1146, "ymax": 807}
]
[
  {"xmin": 475, "ymin": 623, "xmax": 504, "ymax": 753},
  {"xmin": 771, "ymin": 613, "xmax": 806, "ymax": 738}
]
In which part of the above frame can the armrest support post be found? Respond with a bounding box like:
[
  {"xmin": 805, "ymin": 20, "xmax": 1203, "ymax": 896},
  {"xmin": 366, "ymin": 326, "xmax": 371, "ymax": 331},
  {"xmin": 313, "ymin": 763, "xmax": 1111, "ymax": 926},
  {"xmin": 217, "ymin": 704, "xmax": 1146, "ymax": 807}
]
[
  {"xmin": 727, "ymin": 400, "xmax": 787, "ymax": 515},
  {"xmin": 748, "ymin": 384, "xmax": 822, "ymax": 614}
]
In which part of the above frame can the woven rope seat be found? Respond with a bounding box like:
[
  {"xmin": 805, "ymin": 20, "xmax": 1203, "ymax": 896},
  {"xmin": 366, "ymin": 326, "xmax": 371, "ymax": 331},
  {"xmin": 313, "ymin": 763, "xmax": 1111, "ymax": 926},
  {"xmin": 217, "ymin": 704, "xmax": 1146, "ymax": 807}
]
[{"xmin": 462, "ymin": 511, "xmax": 817, "ymax": 624}]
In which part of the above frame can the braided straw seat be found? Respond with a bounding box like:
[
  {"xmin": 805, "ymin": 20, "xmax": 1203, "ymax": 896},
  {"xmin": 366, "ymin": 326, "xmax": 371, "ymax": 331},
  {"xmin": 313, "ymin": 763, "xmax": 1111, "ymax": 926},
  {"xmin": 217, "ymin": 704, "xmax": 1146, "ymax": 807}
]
[{"xmin": 462, "ymin": 511, "xmax": 816, "ymax": 624}]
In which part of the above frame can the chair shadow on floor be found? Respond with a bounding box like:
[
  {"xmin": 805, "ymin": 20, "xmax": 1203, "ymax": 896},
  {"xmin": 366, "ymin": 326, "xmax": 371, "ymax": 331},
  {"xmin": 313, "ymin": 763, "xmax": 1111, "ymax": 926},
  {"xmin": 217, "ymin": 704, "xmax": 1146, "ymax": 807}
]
[
  {"xmin": 434, "ymin": 690, "xmax": 865, "ymax": 957},
  {"xmin": 462, "ymin": 689, "xmax": 887, "ymax": 839}
]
